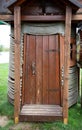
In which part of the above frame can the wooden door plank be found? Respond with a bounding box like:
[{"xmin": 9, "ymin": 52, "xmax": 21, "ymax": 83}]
[
  {"xmin": 14, "ymin": 6, "xmax": 21, "ymax": 124},
  {"xmin": 36, "ymin": 36, "xmax": 43, "ymax": 104},
  {"xmin": 24, "ymin": 35, "xmax": 36, "ymax": 104},
  {"xmin": 25, "ymin": 35, "xmax": 30, "ymax": 104},
  {"xmin": 55, "ymin": 35, "xmax": 60, "ymax": 105},
  {"xmin": 63, "ymin": 6, "xmax": 72, "ymax": 124},
  {"xmin": 60, "ymin": 35, "xmax": 65, "ymax": 106},
  {"xmin": 48, "ymin": 35, "xmax": 56, "ymax": 104},
  {"xmin": 22, "ymin": 34, "xmax": 27, "ymax": 105},
  {"xmin": 29, "ymin": 35, "xmax": 36, "ymax": 104},
  {"xmin": 43, "ymin": 36, "xmax": 49, "ymax": 104}
]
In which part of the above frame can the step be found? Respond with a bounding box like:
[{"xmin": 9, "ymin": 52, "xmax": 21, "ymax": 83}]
[{"xmin": 19, "ymin": 104, "xmax": 63, "ymax": 122}]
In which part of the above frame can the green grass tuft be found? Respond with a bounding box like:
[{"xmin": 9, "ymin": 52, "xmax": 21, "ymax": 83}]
[
  {"xmin": 0, "ymin": 63, "xmax": 14, "ymax": 129},
  {"xmin": 0, "ymin": 63, "xmax": 14, "ymax": 118}
]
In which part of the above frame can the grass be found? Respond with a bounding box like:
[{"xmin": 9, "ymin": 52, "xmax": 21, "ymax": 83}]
[
  {"xmin": 0, "ymin": 63, "xmax": 14, "ymax": 130},
  {"xmin": 0, "ymin": 64, "xmax": 82, "ymax": 130}
]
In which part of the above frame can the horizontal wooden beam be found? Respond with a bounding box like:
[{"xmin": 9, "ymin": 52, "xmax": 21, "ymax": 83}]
[
  {"xmin": 72, "ymin": 14, "xmax": 82, "ymax": 21},
  {"xmin": 0, "ymin": 14, "xmax": 82, "ymax": 21},
  {"xmin": 21, "ymin": 15, "xmax": 65, "ymax": 21},
  {"xmin": 0, "ymin": 15, "xmax": 13, "ymax": 21}
]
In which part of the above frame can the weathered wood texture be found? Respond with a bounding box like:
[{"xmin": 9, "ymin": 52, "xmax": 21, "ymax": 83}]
[
  {"xmin": 70, "ymin": 38, "xmax": 76, "ymax": 66},
  {"xmin": 23, "ymin": 34, "xmax": 61, "ymax": 105},
  {"xmin": 20, "ymin": 104, "xmax": 63, "ymax": 122},
  {"xmin": 63, "ymin": 6, "xmax": 72, "ymax": 124},
  {"xmin": 68, "ymin": 66, "xmax": 79, "ymax": 107},
  {"xmin": 14, "ymin": 6, "xmax": 21, "ymax": 123},
  {"xmin": 0, "ymin": 0, "xmax": 81, "ymax": 14},
  {"xmin": 60, "ymin": 35, "xmax": 64, "ymax": 106},
  {"xmin": 0, "ymin": 14, "xmax": 82, "ymax": 21},
  {"xmin": 8, "ymin": 33, "xmax": 78, "ymax": 107}
]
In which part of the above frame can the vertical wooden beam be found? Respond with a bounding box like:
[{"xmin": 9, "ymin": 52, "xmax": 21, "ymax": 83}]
[
  {"xmin": 63, "ymin": 6, "xmax": 72, "ymax": 124},
  {"xmin": 14, "ymin": 6, "xmax": 21, "ymax": 124}
]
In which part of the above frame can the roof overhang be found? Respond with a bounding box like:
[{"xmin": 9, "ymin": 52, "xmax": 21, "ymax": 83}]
[{"xmin": 5, "ymin": 0, "xmax": 82, "ymax": 9}]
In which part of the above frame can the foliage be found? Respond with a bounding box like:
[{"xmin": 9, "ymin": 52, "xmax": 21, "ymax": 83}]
[
  {"xmin": 0, "ymin": 63, "xmax": 14, "ymax": 130},
  {"xmin": 0, "ymin": 45, "xmax": 9, "ymax": 52},
  {"xmin": 0, "ymin": 45, "xmax": 4, "ymax": 52}
]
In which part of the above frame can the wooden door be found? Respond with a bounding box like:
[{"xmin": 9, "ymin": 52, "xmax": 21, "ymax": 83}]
[{"xmin": 23, "ymin": 34, "xmax": 61, "ymax": 105}]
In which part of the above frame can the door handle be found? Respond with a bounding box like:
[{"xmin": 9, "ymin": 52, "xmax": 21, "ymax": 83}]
[{"xmin": 32, "ymin": 62, "xmax": 36, "ymax": 75}]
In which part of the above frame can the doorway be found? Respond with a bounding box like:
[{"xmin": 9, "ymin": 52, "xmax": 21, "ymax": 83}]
[{"xmin": 23, "ymin": 34, "xmax": 61, "ymax": 105}]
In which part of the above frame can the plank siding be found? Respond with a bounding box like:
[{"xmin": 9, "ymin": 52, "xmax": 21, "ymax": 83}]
[
  {"xmin": 48, "ymin": 36, "xmax": 56, "ymax": 104},
  {"xmin": 36, "ymin": 36, "xmax": 43, "ymax": 104},
  {"xmin": 29, "ymin": 35, "xmax": 36, "ymax": 104},
  {"xmin": 55, "ymin": 35, "xmax": 60, "ymax": 105},
  {"xmin": 43, "ymin": 36, "xmax": 49, "ymax": 104}
]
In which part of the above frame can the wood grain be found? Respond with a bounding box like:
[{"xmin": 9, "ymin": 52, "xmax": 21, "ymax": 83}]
[
  {"xmin": 14, "ymin": 6, "xmax": 21, "ymax": 123},
  {"xmin": 36, "ymin": 36, "xmax": 43, "ymax": 104},
  {"xmin": 63, "ymin": 6, "xmax": 72, "ymax": 124},
  {"xmin": 23, "ymin": 34, "xmax": 61, "ymax": 105},
  {"xmin": 29, "ymin": 35, "xmax": 36, "ymax": 104},
  {"xmin": 60, "ymin": 35, "xmax": 64, "ymax": 106},
  {"xmin": 43, "ymin": 36, "xmax": 49, "ymax": 104},
  {"xmin": 19, "ymin": 104, "xmax": 63, "ymax": 122},
  {"xmin": 0, "ymin": 14, "xmax": 82, "ymax": 21}
]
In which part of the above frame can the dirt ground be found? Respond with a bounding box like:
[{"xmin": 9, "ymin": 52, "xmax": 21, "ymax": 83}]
[
  {"xmin": 0, "ymin": 116, "xmax": 39, "ymax": 130},
  {"xmin": 9, "ymin": 123, "xmax": 39, "ymax": 130},
  {"xmin": 0, "ymin": 116, "xmax": 9, "ymax": 127}
]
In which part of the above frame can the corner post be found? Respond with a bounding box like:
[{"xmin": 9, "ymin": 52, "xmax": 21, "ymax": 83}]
[
  {"xmin": 14, "ymin": 6, "xmax": 21, "ymax": 124},
  {"xmin": 63, "ymin": 6, "xmax": 72, "ymax": 124}
]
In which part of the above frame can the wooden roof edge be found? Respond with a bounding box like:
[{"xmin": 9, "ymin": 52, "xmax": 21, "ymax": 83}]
[
  {"xmin": 3, "ymin": 0, "xmax": 17, "ymax": 8},
  {"xmin": 4, "ymin": 0, "xmax": 26, "ymax": 8},
  {"xmin": 4, "ymin": 0, "xmax": 82, "ymax": 8},
  {"xmin": 69, "ymin": 0, "xmax": 82, "ymax": 8}
]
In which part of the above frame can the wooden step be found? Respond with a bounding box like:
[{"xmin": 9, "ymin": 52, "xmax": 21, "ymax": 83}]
[{"xmin": 19, "ymin": 104, "xmax": 63, "ymax": 122}]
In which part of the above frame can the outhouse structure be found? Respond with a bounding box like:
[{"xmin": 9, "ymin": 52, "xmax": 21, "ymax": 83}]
[{"xmin": 0, "ymin": 0, "xmax": 82, "ymax": 124}]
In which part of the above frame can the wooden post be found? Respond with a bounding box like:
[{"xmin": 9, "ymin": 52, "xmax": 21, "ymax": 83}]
[
  {"xmin": 14, "ymin": 6, "xmax": 21, "ymax": 124},
  {"xmin": 63, "ymin": 6, "xmax": 72, "ymax": 124}
]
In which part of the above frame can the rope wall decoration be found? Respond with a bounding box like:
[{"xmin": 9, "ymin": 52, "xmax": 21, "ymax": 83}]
[{"xmin": 8, "ymin": 34, "xmax": 24, "ymax": 105}]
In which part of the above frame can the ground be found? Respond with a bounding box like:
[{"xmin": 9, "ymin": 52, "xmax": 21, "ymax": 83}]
[
  {"xmin": 9, "ymin": 123, "xmax": 33, "ymax": 130},
  {"xmin": 0, "ymin": 116, "xmax": 9, "ymax": 127}
]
